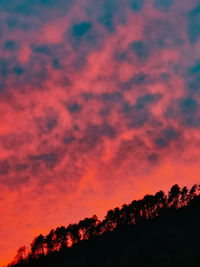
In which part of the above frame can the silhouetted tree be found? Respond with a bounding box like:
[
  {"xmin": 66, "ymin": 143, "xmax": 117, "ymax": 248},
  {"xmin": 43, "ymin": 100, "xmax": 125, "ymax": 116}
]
[
  {"xmin": 131, "ymin": 200, "xmax": 143, "ymax": 224},
  {"xmin": 31, "ymin": 234, "xmax": 45, "ymax": 257},
  {"xmin": 45, "ymin": 229, "xmax": 55, "ymax": 253},
  {"xmin": 67, "ymin": 224, "xmax": 80, "ymax": 245},
  {"xmin": 55, "ymin": 226, "xmax": 68, "ymax": 249},
  {"xmin": 154, "ymin": 190, "xmax": 166, "ymax": 214},
  {"xmin": 188, "ymin": 184, "xmax": 198, "ymax": 201},
  {"xmin": 141, "ymin": 194, "xmax": 155, "ymax": 219},
  {"xmin": 168, "ymin": 184, "xmax": 181, "ymax": 208},
  {"xmin": 104, "ymin": 209, "xmax": 116, "ymax": 231},
  {"xmin": 78, "ymin": 215, "xmax": 98, "ymax": 240},
  {"xmin": 180, "ymin": 186, "xmax": 188, "ymax": 206},
  {"xmin": 15, "ymin": 246, "xmax": 28, "ymax": 263},
  {"xmin": 94, "ymin": 221, "xmax": 104, "ymax": 236},
  {"xmin": 121, "ymin": 204, "xmax": 132, "ymax": 225}
]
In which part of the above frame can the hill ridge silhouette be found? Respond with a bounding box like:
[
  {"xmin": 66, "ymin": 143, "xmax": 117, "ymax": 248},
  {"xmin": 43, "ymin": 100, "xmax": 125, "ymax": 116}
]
[{"xmin": 8, "ymin": 183, "xmax": 200, "ymax": 267}]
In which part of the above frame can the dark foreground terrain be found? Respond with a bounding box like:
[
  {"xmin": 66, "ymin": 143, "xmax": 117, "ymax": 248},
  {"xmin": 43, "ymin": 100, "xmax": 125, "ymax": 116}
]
[{"xmin": 9, "ymin": 184, "xmax": 200, "ymax": 267}]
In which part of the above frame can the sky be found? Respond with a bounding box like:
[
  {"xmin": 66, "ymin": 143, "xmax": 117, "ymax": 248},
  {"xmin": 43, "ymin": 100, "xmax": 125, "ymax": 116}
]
[{"xmin": 0, "ymin": 0, "xmax": 200, "ymax": 265}]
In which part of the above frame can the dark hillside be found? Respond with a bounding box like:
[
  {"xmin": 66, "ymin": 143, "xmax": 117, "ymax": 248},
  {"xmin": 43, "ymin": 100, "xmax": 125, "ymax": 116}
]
[{"xmin": 9, "ymin": 184, "xmax": 200, "ymax": 267}]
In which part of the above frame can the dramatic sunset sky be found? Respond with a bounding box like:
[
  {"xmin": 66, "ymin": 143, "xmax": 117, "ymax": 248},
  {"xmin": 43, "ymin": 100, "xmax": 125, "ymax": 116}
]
[{"xmin": 0, "ymin": 0, "xmax": 200, "ymax": 265}]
